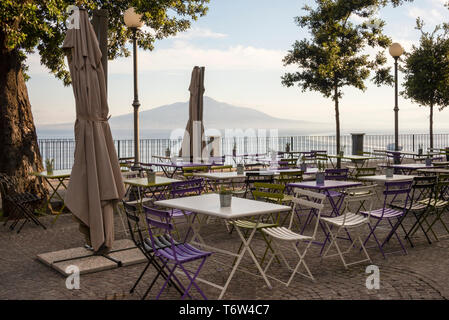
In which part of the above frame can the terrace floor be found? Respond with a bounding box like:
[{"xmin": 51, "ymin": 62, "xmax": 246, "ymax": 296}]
[{"xmin": 1, "ymin": 194, "xmax": 449, "ymax": 300}]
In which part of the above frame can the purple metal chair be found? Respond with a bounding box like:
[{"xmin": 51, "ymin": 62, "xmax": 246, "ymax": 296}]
[
  {"xmin": 143, "ymin": 206, "xmax": 212, "ymax": 300},
  {"xmin": 324, "ymin": 168, "xmax": 349, "ymax": 205},
  {"xmin": 170, "ymin": 178, "xmax": 204, "ymax": 217},
  {"xmin": 360, "ymin": 180, "xmax": 412, "ymax": 258},
  {"xmin": 122, "ymin": 201, "xmax": 183, "ymax": 300}
]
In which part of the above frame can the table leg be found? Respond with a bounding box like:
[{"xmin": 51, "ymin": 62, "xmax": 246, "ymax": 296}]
[{"xmin": 230, "ymin": 217, "xmax": 272, "ymax": 291}]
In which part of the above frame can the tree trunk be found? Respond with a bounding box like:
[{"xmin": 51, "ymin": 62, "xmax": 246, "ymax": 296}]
[
  {"xmin": 0, "ymin": 31, "xmax": 46, "ymax": 216},
  {"xmin": 334, "ymin": 85, "xmax": 341, "ymax": 169},
  {"xmin": 429, "ymin": 102, "xmax": 434, "ymax": 149}
]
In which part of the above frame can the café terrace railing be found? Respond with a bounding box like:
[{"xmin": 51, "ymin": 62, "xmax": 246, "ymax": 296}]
[{"xmin": 37, "ymin": 133, "xmax": 449, "ymax": 170}]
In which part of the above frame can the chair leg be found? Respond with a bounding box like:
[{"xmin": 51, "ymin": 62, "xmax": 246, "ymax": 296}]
[
  {"xmin": 363, "ymin": 220, "xmax": 386, "ymax": 258},
  {"xmin": 287, "ymin": 242, "xmax": 314, "ymax": 285},
  {"xmin": 179, "ymin": 257, "xmax": 208, "ymax": 300},
  {"xmin": 322, "ymin": 225, "xmax": 349, "ymax": 268},
  {"xmin": 130, "ymin": 261, "xmax": 151, "ymax": 294}
]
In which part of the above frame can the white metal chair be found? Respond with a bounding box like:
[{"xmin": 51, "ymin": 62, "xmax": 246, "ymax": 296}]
[
  {"xmin": 320, "ymin": 185, "xmax": 376, "ymax": 268},
  {"xmin": 262, "ymin": 188, "xmax": 326, "ymax": 286}
]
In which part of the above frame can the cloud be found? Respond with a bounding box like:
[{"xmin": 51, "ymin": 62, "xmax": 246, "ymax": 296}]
[
  {"xmin": 172, "ymin": 27, "xmax": 228, "ymax": 40},
  {"xmin": 407, "ymin": 0, "xmax": 449, "ymax": 25},
  {"xmin": 108, "ymin": 43, "xmax": 291, "ymax": 74}
]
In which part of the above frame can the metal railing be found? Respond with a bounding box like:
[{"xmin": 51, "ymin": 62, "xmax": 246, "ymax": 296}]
[{"xmin": 37, "ymin": 133, "xmax": 449, "ymax": 170}]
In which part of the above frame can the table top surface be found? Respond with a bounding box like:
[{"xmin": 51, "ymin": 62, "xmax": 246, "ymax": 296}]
[
  {"xmin": 389, "ymin": 163, "xmax": 433, "ymax": 169},
  {"xmin": 417, "ymin": 168, "xmax": 449, "ymax": 174},
  {"xmin": 148, "ymin": 162, "xmax": 214, "ymax": 168},
  {"xmin": 123, "ymin": 176, "xmax": 181, "ymax": 187},
  {"xmin": 288, "ymin": 180, "xmax": 362, "ymax": 190},
  {"xmin": 32, "ymin": 170, "xmax": 72, "ymax": 178},
  {"xmin": 246, "ymin": 168, "xmax": 317, "ymax": 175},
  {"xmin": 194, "ymin": 172, "xmax": 247, "ymax": 180},
  {"xmin": 154, "ymin": 194, "xmax": 291, "ymax": 219},
  {"xmin": 358, "ymin": 174, "xmax": 416, "ymax": 182},
  {"xmin": 327, "ymin": 154, "xmax": 377, "ymax": 160}
]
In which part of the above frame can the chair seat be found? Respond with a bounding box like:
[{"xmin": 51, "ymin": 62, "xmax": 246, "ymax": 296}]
[
  {"xmin": 7, "ymin": 192, "xmax": 41, "ymax": 204},
  {"xmin": 171, "ymin": 208, "xmax": 193, "ymax": 217},
  {"xmin": 125, "ymin": 197, "xmax": 154, "ymax": 205},
  {"xmin": 143, "ymin": 235, "xmax": 179, "ymax": 251},
  {"xmin": 391, "ymin": 202, "xmax": 428, "ymax": 211},
  {"xmin": 327, "ymin": 190, "xmax": 343, "ymax": 198},
  {"xmin": 156, "ymin": 243, "xmax": 212, "ymax": 263},
  {"xmin": 321, "ymin": 212, "xmax": 369, "ymax": 227},
  {"xmin": 282, "ymin": 194, "xmax": 295, "ymax": 203},
  {"xmin": 360, "ymin": 208, "xmax": 403, "ymax": 219},
  {"xmin": 262, "ymin": 226, "xmax": 312, "ymax": 241},
  {"xmin": 231, "ymin": 220, "xmax": 277, "ymax": 229},
  {"xmin": 418, "ymin": 198, "xmax": 448, "ymax": 208}
]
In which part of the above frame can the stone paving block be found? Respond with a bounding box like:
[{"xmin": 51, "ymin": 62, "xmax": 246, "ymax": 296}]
[{"xmin": 36, "ymin": 239, "xmax": 143, "ymax": 276}]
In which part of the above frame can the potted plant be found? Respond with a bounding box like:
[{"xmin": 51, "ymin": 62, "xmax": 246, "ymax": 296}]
[
  {"xmin": 236, "ymin": 162, "xmax": 244, "ymax": 175},
  {"xmin": 45, "ymin": 158, "xmax": 54, "ymax": 175},
  {"xmin": 316, "ymin": 161, "xmax": 325, "ymax": 185},
  {"xmin": 339, "ymin": 146, "xmax": 345, "ymax": 157},
  {"xmin": 219, "ymin": 186, "xmax": 232, "ymax": 207},
  {"xmin": 146, "ymin": 168, "xmax": 156, "ymax": 184},
  {"xmin": 386, "ymin": 167, "xmax": 394, "ymax": 178},
  {"xmin": 165, "ymin": 146, "xmax": 171, "ymax": 157},
  {"xmin": 232, "ymin": 140, "xmax": 237, "ymax": 157},
  {"xmin": 299, "ymin": 155, "xmax": 307, "ymax": 172},
  {"xmin": 285, "ymin": 142, "xmax": 291, "ymax": 153}
]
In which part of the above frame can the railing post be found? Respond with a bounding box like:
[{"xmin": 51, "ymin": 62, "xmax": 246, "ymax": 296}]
[{"xmin": 117, "ymin": 140, "xmax": 121, "ymax": 159}]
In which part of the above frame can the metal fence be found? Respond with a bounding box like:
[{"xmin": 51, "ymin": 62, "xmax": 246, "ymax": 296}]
[{"xmin": 38, "ymin": 133, "xmax": 449, "ymax": 170}]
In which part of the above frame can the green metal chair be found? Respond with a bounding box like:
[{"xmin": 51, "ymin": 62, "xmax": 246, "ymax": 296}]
[{"xmin": 351, "ymin": 167, "xmax": 377, "ymax": 181}]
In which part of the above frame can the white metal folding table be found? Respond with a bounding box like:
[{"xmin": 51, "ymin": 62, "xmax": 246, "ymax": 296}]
[{"xmin": 154, "ymin": 194, "xmax": 291, "ymax": 299}]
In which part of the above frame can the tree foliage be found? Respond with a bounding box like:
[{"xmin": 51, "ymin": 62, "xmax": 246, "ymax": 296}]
[
  {"xmin": 282, "ymin": 0, "xmax": 413, "ymax": 100},
  {"xmin": 0, "ymin": 0, "xmax": 210, "ymax": 85},
  {"xmin": 401, "ymin": 18, "xmax": 449, "ymax": 111}
]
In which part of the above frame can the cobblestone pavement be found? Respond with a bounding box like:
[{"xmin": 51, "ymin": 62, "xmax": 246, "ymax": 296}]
[{"xmin": 1, "ymin": 194, "xmax": 449, "ymax": 300}]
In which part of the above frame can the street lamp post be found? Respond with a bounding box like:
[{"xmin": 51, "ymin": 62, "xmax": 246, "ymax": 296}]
[
  {"xmin": 124, "ymin": 8, "xmax": 144, "ymax": 171},
  {"xmin": 389, "ymin": 42, "xmax": 404, "ymax": 162}
]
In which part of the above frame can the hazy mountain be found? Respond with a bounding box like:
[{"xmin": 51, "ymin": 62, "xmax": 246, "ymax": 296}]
[{"xmin": 37, "ymin": 97, "xmax": 330, "ymax": 138}]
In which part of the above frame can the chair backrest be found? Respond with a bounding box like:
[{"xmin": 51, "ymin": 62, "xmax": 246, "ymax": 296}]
[
  {"xmin": 122, "ymin": 201, "xmax": 148, "ymax": 253},
  {"xmin": 0, "ymin": 173, "xmax": 17, "ymax": 196},
  {"xmin": 325, "ymin": 168, "xmax": 349, "ymax": 181},
  {"xmin": 341, "ymin": 185, "xmax": 377, "ymax": 223},
  {"xmin": 289, "ymin": 188, "xmax": 326, "ymax": 239},
  {"xmin": 381, "ymin": 180, "xmax": 413, "ymax": 216},
  {"xmin": 244, "ymin": 163, "xmax": 263, "ymax": 171},
  {"xmin": 353, "ymin": 167, "xmax": 377, "ymax": 179},
  {"xmin": 277, "ymin": 161, "xmax": 290, "ymax": 169},
  {"xmin": 142, "ymin": 206, "xmax": 179, "ymax": 261},
  {"xmin": 277, "ymin": 170, "xmax": 303, "ymax": 186},
  {"xmin": 182, "ymin": 166, "xmax": 209, "ymax": 179},
  {"xmin": 245, "ymin": 172, "xmax": 274, "ymax": 184},
  {"xmin": 252, "ymin": 182, "xmax": 285, "ymax": 203},
  {"xmin": 170, "ymin": 178, "xmax": 204, "ymax": 198},
  {"xmin": 210, "ymin": 165, "xmax": 233, "ymax": 172},
  {"xmin": 281, "ymin": 158, "xmax": 299, "ymax": 168},
  {"xmin": 436, "ymin": 174, "xmax": 449, "ymax": 201},
  {"xmin": 409, "ymin": 176, "xmax": 437, "ymax": 204},
  {"xmin": 121, "ymin": 171, "xmax": 140, "ymax": 179}
]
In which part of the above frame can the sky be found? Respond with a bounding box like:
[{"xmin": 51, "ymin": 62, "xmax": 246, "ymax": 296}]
[{"xmin": 27, "ymin": 0, "xmax": 449, "ymax": 134}]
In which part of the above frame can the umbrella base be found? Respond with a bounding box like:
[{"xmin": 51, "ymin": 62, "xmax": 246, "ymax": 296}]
[{"xmin": 37, "ymin": 239, "xmax": 145, "ymax": 276}]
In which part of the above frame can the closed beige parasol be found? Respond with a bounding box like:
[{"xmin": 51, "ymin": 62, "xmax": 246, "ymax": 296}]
[
  {"xmin": 180, "ymin": 66, "xmax": 207, "ymax": 162},
  {"xmin": 63, "ymin": 9, "xmax": 125, "ymax": 252}
]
